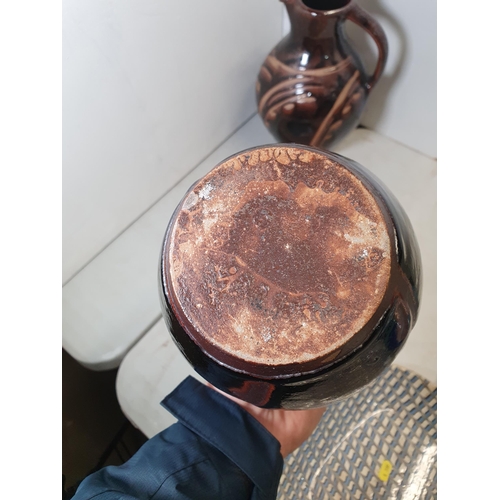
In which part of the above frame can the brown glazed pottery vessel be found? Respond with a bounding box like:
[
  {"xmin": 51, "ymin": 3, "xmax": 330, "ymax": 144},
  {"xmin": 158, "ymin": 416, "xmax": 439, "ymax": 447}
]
[
  {"xmin": 256, "ymin": 0, "xmax": 388, "ymax": 149},
  {"xmin": 159, "ymin": 145, "xmax": 421, "ymax": 409}
]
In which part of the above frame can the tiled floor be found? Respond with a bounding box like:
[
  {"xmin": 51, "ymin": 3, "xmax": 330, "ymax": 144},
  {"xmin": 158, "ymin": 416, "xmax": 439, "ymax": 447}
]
[{"xmin": 62, "ymin": 349, "xmax": 147, "ymax": 498}]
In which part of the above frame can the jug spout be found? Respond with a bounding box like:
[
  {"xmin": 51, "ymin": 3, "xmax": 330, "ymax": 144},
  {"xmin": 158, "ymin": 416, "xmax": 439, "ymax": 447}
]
[{"xmin": 282, "ymin": 0, "xmax": 352, "ymax": 40}]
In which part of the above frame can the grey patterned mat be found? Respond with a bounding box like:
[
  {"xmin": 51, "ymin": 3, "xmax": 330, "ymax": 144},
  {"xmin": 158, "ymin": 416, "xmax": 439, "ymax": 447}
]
[{"xmin": 277, "ymin": 365, "xmax": 437, "ymax": 500}]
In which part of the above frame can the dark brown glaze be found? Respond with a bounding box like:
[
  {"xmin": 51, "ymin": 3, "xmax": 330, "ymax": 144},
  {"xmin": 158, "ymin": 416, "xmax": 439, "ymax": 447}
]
[
  {"xmin": 159, "ymin": 145, "xmax": 421, "ymax": 408},
  {"xmin": 256, "ymin": 0, "xmax": 388, "ymax": 149}
]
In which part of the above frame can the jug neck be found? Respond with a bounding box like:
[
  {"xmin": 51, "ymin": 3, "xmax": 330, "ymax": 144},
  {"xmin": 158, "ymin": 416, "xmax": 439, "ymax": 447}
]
[{"xmin": 283, "ymin": 0, "xmax": 352, "ymax": 40}]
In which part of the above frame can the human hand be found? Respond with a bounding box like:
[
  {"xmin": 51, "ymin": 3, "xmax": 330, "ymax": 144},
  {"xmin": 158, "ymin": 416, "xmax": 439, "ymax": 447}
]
[{"xmin": 209, "ymin": 384, "xmax": 326, "ymax": 458}]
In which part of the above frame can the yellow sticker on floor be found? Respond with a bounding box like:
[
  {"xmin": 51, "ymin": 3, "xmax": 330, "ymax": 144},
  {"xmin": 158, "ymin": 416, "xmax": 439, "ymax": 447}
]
[{"xmin": 378, "ymin": 460, "xmax": 392, "ymax": 482}]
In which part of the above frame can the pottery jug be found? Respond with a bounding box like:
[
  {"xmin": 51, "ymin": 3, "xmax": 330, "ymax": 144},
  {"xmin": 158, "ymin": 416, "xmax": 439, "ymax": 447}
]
[
  {"xmin": 256, "ymin": 0, "xmax": 388, "ymax": 149},
  {"xmin": 159, "ymin": 145, "xmax": 421, "ymax": 409}
]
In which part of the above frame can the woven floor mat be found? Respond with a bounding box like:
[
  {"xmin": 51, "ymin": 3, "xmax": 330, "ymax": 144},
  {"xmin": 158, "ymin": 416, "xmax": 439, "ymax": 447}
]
[{"xmin": 277, "ymin": 365, "xmax": 437, "ymax": 500}]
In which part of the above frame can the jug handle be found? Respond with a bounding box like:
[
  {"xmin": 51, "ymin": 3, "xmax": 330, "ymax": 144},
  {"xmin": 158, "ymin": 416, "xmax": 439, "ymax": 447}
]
[{"xmin": 347, "ymin": 4, "xmax": 388, "ymax": 92}]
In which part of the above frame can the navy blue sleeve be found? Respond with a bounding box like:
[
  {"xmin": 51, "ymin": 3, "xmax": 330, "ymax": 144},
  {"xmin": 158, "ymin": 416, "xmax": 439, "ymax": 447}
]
[{"xmin": 72, "ymin": 377, "xmax": 284, "ymax": 500}]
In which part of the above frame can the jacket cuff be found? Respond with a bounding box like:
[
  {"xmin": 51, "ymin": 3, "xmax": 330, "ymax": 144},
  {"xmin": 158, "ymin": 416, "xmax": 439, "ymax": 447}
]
[{"xmin": 161, "ymin": 376, "xmax": 283, "ymax": 499}]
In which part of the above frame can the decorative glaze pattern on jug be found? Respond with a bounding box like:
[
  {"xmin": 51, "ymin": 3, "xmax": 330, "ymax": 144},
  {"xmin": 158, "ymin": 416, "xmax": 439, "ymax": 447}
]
[{"xmin": 256, "ymin": 0, "xmax": 388, "ymax": 148}]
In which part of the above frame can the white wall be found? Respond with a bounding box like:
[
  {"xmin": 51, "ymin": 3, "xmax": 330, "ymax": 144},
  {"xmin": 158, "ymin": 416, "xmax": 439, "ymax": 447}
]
[
  {"xmin": 62, "ymin": 0, "xmax": 283, "ymax": 284},
  {"xmin": 346, "ymin": 0, "xmax": 437, "ymax": 158}
]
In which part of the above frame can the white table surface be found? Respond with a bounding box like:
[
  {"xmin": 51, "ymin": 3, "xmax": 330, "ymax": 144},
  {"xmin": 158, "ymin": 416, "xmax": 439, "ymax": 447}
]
[
  {"xmin": 62, "ymin": 116, "xmax": 277, "ymax": 370},
  {"xmin": 116, "ymin": 122, "xmax": 437, "ymax": 438}
]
